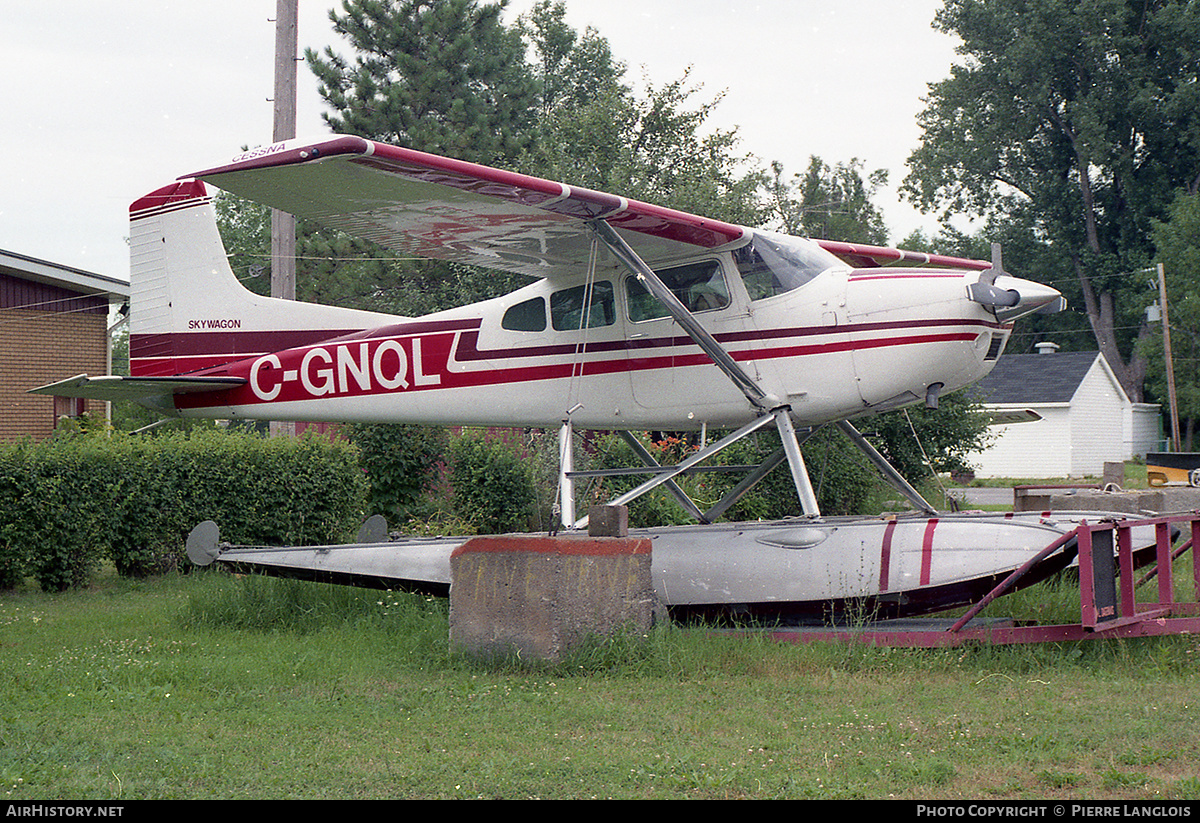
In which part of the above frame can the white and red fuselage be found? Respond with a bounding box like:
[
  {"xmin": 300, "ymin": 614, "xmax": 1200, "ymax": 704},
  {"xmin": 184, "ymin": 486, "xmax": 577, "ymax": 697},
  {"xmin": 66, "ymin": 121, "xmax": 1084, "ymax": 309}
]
[{"xmin": 121, "ymin": 136, "xmax": 1056, "ymax": 431}]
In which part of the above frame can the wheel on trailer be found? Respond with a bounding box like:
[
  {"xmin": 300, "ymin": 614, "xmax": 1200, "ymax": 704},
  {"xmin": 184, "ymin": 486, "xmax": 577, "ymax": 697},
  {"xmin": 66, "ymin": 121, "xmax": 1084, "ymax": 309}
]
[{"xmin": 1189, "ymin": 468, "xmax": 1200, "ymax": 488}]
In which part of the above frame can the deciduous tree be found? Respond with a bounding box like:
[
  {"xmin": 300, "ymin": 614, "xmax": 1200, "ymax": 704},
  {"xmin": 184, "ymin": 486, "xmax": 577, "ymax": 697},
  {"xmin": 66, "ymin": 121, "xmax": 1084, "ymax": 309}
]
[
  {"xmin": 1142, "ymin": 191, "xmax": 1200, "ymax": 447},
  {"xmin": 904, "ymin": 0, "xmax": 1200, "ymax": 401},
  {"xmin": 767, "ymin": 157, "xmax": 889, "ymax": 244}
]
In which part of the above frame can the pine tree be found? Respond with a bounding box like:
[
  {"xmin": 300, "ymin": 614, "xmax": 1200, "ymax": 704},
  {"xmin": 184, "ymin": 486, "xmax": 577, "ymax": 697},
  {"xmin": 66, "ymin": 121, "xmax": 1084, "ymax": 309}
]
[{"xmin": 307, "ymin": 0, "xmax": 540, "ymax": 167}]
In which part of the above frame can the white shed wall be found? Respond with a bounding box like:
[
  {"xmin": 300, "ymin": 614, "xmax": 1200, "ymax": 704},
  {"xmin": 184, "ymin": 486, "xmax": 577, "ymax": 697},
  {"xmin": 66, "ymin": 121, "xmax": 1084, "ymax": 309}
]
[
  {"xmin": 1127, "ymin": 404, "xmax": 1163, "ymax": 458},
  {"xmin": 1068, "ymin": 359, "xmax": 1128, "ymax": 476},
  {"xmin": 970, "ymin": 405, "xmax": 1072, "ymax": 478}
]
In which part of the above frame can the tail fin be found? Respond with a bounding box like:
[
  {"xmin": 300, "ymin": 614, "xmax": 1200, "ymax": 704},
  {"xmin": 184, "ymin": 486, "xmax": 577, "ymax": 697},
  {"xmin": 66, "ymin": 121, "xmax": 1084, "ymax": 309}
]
[{"xmin": 128, "ymin": 181, "xmax": 395, "ymax": 377}]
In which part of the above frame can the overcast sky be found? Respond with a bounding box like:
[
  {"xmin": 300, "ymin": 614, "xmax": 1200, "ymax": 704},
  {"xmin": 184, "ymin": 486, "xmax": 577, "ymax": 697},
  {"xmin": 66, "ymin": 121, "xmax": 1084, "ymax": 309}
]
[{"xmin": 0, "ymin": 0, "xmax": 962, "ymax": 282}]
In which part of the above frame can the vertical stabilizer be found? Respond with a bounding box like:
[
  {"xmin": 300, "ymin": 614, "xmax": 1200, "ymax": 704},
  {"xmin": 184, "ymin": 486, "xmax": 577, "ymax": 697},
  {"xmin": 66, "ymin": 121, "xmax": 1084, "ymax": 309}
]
[{"xmin": 127, "ymin": 181, "xmax": 396, "ymax": 377}]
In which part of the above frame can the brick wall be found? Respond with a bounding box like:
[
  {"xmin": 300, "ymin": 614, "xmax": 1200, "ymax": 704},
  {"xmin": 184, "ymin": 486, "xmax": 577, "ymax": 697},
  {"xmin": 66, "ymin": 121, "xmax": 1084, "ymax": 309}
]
[{"xmin": 0, "ymin": 308, "xmax": 109, "ymax": 441}]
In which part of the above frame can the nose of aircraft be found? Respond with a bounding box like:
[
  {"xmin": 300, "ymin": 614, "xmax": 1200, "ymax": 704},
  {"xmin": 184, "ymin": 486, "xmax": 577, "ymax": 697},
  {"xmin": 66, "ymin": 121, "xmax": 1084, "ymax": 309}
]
[
  {"xmin": 964, "ymin": 244, "xmax": 1064, "ymax": 322},
  {"xmin": 968, "ymin": 273, "xmax": 1064, "ymax": 322}
]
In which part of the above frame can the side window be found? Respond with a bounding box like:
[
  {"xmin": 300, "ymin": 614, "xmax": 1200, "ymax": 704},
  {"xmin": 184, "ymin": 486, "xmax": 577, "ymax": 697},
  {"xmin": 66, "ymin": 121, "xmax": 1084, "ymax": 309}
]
[
  {"xmin": 550, "ymin": 281, "xmax": 615, "ymax": 331},
  {"xmin": 626, "ymin": 260, "xmax": 730, "ymax": 322},
  {"xmin": 501, "ymin": 296, "xmax": 546, "ymax": 331}
]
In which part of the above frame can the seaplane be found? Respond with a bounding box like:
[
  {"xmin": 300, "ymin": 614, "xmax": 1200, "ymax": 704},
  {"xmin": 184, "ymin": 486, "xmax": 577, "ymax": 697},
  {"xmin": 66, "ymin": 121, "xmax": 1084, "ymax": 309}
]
[{"xmin": 34, "ymin": 134, "xmax": 1155, "ymax": 623}]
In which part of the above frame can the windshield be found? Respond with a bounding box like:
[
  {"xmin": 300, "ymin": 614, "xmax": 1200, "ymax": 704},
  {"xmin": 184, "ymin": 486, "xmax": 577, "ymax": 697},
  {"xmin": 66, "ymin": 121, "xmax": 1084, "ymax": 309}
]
[{"xmin": 733, "ymin": 231, "xmax": 844, "ymax": 301}]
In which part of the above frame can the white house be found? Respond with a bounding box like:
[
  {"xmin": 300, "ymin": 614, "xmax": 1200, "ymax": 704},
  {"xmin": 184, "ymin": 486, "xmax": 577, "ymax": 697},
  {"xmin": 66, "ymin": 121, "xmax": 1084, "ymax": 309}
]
[{"xmin": 967, "ymin": 345, "xmax": 1161, "ymax": 478}]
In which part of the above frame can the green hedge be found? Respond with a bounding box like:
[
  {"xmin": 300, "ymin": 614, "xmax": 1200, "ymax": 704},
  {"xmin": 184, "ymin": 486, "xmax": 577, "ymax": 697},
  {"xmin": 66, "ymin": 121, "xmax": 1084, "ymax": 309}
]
[
  {"xmin": 446, "ymin": 429, "xmax": 536, "ymax": 534},
  {"xmin": 0, "ymin": 429, "xmax": 368, "ymax": 591},
  {"xmin": 339, "ymin": 423, "xmax": 448, "ymax": 525}
]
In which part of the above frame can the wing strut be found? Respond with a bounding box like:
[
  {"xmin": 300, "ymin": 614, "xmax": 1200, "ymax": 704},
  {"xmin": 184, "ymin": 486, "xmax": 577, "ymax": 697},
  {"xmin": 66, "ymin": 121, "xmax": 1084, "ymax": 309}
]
[
  {"xmin": 835, "ymin": 421, "xmax": 937, "ymax": 516},
  {"xmin": 589, "ymin": 219, "xmax": 769, "ymax": 409},
  {"xmin": 586, "ymin": 219, "xmax": 821, "ymax": 520}
]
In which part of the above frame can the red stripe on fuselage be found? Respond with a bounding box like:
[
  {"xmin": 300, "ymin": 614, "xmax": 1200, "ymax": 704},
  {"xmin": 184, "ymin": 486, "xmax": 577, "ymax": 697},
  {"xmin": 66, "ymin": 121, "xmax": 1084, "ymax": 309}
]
[
  {"xmin": 141, "ymin": 314, "xmax": 1000, "ymax": 376},
  {"xmin": 879, "ymin": 519, "xmax": 898, "ymax": 590},
  {"xmin": 161, "ymin": 315, "xmax": 993, "ymax": 410}
]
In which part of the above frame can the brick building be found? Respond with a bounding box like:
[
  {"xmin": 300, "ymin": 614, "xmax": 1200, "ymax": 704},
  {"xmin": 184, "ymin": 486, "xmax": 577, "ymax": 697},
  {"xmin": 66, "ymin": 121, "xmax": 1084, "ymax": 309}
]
[{"xmin": 1, "ymin": 249, "xmax": 129, "ymax": 441}]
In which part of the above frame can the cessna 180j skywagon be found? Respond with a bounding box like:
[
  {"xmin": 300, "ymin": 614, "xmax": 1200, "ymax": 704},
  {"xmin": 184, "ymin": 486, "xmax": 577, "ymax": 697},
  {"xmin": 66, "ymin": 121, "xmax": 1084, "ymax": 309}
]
[{"xmin": 36, "ymin": 134, "xmax": 1142, "ymax": 621}]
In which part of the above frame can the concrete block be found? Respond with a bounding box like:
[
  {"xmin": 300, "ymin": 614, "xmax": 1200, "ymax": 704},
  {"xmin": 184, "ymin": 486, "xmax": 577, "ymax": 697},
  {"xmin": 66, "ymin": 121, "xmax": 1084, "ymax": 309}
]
[
  {"xmin": 1155, "ymin": 488, "xmax": 1200, "ymax": 513},
  {"xmin": 1014, "ymin": 490, "xmax": 1054, "ymax": 513},
  {"xmin": 1049, "ymin": 490, "xmax": 1162, "ymax": 514},
  {"xmin": 448, "ymin": 535, "xmax": 656, "ymax": 662},
  {"xmin": 1103, "ymin": 462, "xmax": 1125, "ymax": 488}
]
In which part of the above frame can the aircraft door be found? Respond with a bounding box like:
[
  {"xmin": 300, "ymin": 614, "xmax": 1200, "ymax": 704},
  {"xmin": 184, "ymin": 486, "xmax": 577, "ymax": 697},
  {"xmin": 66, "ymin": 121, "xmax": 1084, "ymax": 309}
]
[{"xmin": 626, "ymin": 259, "xmax": 750, "ymax": 417}]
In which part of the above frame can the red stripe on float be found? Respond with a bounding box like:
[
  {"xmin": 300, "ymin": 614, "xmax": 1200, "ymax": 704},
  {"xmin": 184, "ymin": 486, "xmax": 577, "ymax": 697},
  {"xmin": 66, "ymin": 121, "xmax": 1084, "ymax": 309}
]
[
  {"xmin": 879, "ymin": 519, "xmax": 898, "ymax": 590},
  {"xmin": 921, "ymin": 519, "xmax": 939, "ymax": 586}
]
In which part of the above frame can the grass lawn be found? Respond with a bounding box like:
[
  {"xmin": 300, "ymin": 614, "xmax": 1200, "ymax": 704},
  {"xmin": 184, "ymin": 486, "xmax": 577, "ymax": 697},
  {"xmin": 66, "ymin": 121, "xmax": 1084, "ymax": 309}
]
[{"xmin": 2, "ymin": 565, "xmax": 1199, "ymax": 801}]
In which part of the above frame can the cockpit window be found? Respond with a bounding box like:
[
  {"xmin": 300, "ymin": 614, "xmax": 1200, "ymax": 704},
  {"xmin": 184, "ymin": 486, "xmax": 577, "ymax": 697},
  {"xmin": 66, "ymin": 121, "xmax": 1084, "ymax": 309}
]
[
  {"xmin": 626, "ymin": 259, "xmax": 730, "ymax": 322},
  {"xmin": 551, "ymin": 281, "xmax": 615, "ymax": 331},
  {"xmin": 733, "ymin": 231, "xmax": 843, "ymax": 301}
]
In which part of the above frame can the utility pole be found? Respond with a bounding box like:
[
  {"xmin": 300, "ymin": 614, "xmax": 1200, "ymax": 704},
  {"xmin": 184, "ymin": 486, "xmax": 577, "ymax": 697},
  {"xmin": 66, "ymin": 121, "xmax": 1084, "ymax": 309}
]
[
  {"xmin": 270, "ymin": 0, "xmax": 298, "ymax": 438},
  {"xmin": 271, "ymin": 0, "xmax": 298, "ymax": 303},
  {"xmin": 1158, "ymin": 262, "xmax": 1182, "ymax": 452}
]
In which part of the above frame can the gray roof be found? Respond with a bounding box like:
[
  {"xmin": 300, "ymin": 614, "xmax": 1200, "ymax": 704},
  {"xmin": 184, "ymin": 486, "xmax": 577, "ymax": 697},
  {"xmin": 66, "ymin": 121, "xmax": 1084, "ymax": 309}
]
[
  {"xmin": 0, "ymin": 248, "xmax": 128, "ymax": 300},
  {"xmin": 973, "ymin": 350, "xmax": 1103, "ymax": 404}
]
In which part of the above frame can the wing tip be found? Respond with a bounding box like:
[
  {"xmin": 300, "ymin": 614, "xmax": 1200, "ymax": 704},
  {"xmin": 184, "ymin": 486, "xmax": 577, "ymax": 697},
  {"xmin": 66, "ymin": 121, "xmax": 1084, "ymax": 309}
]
[{"xmin": 184, "ymin": 134, "xmax": 373, "ymax": 181}]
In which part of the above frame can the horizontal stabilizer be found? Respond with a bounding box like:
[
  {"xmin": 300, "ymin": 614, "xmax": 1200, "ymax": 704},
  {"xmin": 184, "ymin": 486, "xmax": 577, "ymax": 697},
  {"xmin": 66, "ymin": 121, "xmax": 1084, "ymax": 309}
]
[
  {"xmin": 982, "ymin": 408, "xmax": 1043, "ymax": 426},
  {"xmin": 29, "ymin": 374, "xmax": 245, "ymax": 401}
]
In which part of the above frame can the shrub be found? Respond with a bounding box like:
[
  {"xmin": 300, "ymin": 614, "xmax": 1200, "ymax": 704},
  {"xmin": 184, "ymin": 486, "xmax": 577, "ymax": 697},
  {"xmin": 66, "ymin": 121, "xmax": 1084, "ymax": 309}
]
[
  {"xmin": 446, "ymin": 429, "xmax": 535, "ymax": 534},
  {"xmin": 0, "ymin": 428, "xmax": 368, "ymax": 590},
  {"xmin": 585, "ymin": 427, "xmax": 880, "ymax": 526},
  {"xmin": 0, "ymin": 435, "xmax": 110, "ymax": 591},
  {"xmin": 0, "ymin": 443, "xmax": 33, "ymax": 588},
  {"xmin": 720, "ymin": 426, "xmax": 879, "ymax": 519},
  {"xmin": 339, "ymin": 423, "xmax": 447, "ymax": 524}
]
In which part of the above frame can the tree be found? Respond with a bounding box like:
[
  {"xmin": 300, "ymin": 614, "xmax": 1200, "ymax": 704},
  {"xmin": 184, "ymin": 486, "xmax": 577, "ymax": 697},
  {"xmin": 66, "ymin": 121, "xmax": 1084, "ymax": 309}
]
[
  {"xmin": 767, "ymin": 156, "xmax": 889, "ymax": 243},
  {"xmin": 307, "ymin": 0, "xmax": 540, "ymax": 167},
  {"xmin": 296, "ymin": 0, "xmax": 765, "ymax": 314},
  {"xmin": 518, "ymin": 0, "xmax": 627, "ymax": 121},
  {"xmin": 1142, "ymin": 191, "xmax": 1200, "ymax": 447},
  {"xmin": 302, "ymin": 1, "xmax": 546, "ymax": 315},
  {"xmin": 517, "ymin": 1, "xmax": 765, "ymax": 226},
  {"xmin": 904, "ymin": 0, "xmax": 1200, "ymax": 401},
  {"xmin": 866, "ymin": 392, "xmax": 993, "ymax": 482}
]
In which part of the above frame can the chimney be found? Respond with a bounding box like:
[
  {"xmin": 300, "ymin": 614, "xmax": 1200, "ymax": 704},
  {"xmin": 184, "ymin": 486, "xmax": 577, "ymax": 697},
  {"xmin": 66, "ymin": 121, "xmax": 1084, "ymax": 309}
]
[{"xmin": 1034, "ymin": 341, "xmax": 1059, "ymax": 355}]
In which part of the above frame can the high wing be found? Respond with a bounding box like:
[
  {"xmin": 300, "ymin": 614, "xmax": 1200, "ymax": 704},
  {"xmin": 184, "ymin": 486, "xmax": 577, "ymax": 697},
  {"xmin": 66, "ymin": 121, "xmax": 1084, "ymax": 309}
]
[{"xmin": 187, "ymin": 135, "xmax": 750, "ymax": 279}]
